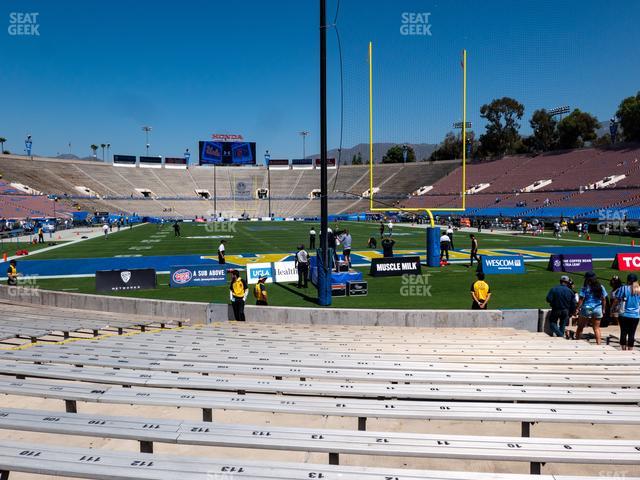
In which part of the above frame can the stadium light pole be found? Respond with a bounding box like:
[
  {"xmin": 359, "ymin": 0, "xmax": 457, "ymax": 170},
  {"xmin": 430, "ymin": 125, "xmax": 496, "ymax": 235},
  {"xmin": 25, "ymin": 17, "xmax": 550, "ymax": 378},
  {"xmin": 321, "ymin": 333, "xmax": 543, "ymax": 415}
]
[
  {"xmin": 299, "ymin": 131, "xmax": 309, "ymax": 159},
  {"xmin": 318, "ymin": 0, "xmax": 331, "ymax": 306},
  {"xmin": 106, "ymin": 143, "xmax": 111, "ymax": 162},
  {"xmin": 265, "ymin": 150, "xmax": 272, "ymax": 218},
  {"xmin": 142, "ymin": 126, "xmax": 152, "ymax": 155}
]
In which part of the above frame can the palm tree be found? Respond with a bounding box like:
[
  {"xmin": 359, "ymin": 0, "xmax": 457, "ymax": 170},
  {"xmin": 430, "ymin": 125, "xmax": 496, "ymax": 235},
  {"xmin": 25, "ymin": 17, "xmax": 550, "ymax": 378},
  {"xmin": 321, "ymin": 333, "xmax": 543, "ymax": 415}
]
[
  {"xmin": 90, "ymin": 144, "xmax": 98, "ymax": 159},
  {"xmin": 0, "ymin": 137, "xmax": 6, "ymax": 154},
  {"xmin": 100, "ymin": 143, "xmax": 106, "ymax": 161}
]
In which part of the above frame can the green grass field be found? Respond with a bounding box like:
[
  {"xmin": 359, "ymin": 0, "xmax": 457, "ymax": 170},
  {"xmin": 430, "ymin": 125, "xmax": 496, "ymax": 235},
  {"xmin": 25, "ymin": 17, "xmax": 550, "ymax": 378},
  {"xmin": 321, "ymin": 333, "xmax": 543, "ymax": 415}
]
[{"xmin": 19, "ymin": 221, "xmax": 633, "ymax": 310}]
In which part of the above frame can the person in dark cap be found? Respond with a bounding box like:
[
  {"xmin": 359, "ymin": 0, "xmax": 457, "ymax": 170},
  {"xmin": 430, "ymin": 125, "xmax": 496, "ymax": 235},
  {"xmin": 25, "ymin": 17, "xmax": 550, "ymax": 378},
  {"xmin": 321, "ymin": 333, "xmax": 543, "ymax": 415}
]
[
  {"xmin": 611, "ymin": 273, "xmax": 640, "ymax": 351},
  {"xmin": 546, "ymin": 275, "xmax": 577, "ymax": 337},
  {"xmin": 253, "ymin": 276, "xmax": 269, "ymax": 306},
  {"xmin": 6, "ymin": 259, "xmax": 18, "ymax": 286}
]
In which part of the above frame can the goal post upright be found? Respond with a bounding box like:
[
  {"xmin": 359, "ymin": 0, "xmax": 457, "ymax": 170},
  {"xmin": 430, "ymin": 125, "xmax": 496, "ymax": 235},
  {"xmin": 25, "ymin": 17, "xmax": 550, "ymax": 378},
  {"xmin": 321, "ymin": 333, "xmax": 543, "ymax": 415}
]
[{"xmin": 367, "ymin": 42, "xmax": 468, "ymax": 222}]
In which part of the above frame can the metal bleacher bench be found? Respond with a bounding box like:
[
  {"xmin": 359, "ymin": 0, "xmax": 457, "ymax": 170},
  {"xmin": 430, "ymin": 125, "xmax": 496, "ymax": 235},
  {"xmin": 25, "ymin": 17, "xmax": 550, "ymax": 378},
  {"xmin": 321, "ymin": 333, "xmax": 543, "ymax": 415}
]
[
  {"xmin": 0, "ymin": 441, "xmax": 633, "ymax": 480},
  {"xmin": 0, "ymin": 407, "xmax": 638, "ymax": 475},
  {"xmin": 1, "ymin": 377, "xmax": 639, "ymax": 437},
  {"xmin": 1, "ymin": 360, "xmax": 639, "ymax": 403}
]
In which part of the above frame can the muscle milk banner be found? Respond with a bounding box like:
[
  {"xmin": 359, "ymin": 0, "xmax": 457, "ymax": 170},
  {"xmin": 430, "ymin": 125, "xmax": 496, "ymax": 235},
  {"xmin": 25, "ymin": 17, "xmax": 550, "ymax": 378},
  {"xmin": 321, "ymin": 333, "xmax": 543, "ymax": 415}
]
[{"xmin": 370, "ymin": 256, "xmax": 421, "ymax": 277}]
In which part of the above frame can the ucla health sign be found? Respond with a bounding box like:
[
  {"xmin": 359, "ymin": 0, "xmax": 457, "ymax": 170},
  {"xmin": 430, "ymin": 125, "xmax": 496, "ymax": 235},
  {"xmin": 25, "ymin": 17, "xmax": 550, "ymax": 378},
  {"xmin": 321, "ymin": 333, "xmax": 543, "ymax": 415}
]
[
  {"xmin": 170, "ymin": 265, "xmax": 226, "ymax": 288},
  {"xmin": 246, "ymin": 263, "xmax": 274, "ymax": 284},
  {"xmin": 480, "ymin": 255, "xmax": 526, "ymax": 274}
]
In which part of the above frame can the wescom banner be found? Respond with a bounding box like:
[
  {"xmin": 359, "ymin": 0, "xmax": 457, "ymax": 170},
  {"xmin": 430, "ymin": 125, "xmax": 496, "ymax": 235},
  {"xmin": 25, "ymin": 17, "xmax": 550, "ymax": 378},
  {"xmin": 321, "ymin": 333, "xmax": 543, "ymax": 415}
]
[{"xmin": 479, "ymin": 255, "xmax": 526, "ymax": 274}]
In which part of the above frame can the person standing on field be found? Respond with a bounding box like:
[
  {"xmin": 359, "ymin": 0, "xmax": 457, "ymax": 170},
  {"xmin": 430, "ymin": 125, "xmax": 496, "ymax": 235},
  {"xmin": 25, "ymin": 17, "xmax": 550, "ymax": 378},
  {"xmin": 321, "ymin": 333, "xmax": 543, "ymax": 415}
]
[
  {"xmin": 471, "ymin": 272, "xmax": 491, "ymax": 310},
  {"xmin": 469, "ymin": 234, "xmax": 480, "ymax": 267},
  {"xmin": 218, "ymin": 240, "xmax": 226, "ymax": 264},
  {"xmin": 229, "ymin": 270, "xmax": 248, "ymax": 321}
]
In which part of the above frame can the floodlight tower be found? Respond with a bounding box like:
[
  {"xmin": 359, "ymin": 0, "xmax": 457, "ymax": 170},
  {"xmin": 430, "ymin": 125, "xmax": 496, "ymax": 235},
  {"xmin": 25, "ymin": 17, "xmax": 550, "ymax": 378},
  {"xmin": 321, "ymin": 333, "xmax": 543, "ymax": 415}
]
[
  {"xmin": 299, "ymin": 131, "xmax": 310, "ymax": 159},
  {"xmin": 142, "ymin": 126, "xmax": 152, "ymax": 155}
]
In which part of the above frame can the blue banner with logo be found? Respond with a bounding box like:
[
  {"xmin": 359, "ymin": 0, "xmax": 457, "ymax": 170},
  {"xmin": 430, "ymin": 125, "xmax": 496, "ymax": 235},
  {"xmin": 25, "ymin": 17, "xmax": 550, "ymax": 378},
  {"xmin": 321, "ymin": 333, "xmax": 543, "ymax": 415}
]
[
  {"xmin": 479, "ymin": 255, "xmax": 526, "ymax": 274},
  {"xmin": 170, "ymin": 265, "xmax": 227, "ymax": 288}
]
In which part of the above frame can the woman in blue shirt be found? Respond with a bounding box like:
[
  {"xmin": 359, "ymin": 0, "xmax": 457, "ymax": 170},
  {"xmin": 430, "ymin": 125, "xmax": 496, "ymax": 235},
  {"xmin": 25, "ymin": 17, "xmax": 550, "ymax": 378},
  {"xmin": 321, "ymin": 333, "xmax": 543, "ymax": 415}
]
[
  {"xmin": 575, "ymin": 272, "xmax": 607, "ymax": 345},
  {"xmin": 611, "ymin": 273, "xmax": 640, "ymax": 351}
]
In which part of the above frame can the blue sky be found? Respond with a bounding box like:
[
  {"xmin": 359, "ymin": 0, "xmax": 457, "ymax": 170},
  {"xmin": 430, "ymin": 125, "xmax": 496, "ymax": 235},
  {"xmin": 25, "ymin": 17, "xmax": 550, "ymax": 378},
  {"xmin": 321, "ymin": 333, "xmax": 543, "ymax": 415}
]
[{"xmin": 0, "ymin": 0, "xmax": 638, "ymax": 163}]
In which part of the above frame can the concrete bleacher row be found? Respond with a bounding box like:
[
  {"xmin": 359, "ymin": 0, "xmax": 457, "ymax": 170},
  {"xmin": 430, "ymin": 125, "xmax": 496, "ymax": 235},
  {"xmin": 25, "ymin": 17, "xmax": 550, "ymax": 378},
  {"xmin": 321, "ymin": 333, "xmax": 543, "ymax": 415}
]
[
  {"xmin": 0, "ymin": 309, "xmax": 638, "ymax": 478},
  {"xmin": 0, "ymin": 301, "xmax": 185, "ymax": 345},
  {"xmin": 0, "ymin": 154, "xmax": 459, "ymax": 218}
]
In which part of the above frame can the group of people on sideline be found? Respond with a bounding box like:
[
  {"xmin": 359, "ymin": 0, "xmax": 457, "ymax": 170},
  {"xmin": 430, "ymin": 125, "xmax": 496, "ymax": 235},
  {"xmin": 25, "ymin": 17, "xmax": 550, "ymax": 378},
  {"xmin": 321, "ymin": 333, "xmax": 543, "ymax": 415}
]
[{"xmin": 546, "ymin": 271, "xmax": 639, "ymax": 350}]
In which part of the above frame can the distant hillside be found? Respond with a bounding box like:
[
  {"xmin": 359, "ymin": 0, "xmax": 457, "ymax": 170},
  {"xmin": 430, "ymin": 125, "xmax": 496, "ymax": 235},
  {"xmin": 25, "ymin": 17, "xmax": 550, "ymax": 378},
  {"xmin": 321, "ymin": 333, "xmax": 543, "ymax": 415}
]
[
  {"xmin": 55, "ymin": 153, "xmax": 103, "ymax": 161},
  {"xmin": 310, "ymin": 143, "xmax": 438, "ymax": 164}
]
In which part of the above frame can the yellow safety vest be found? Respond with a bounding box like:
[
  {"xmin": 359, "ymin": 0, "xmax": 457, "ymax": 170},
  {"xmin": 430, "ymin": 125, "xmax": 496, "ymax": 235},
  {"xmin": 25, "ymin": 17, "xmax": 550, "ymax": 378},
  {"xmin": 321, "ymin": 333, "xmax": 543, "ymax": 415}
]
[
  {"xmin": 231, "ymin": 278, "xmax": 246, "ymax": 298},
  {"xmin": 254, "ymin": 283, "xmax": 267, "ymax": 302}
]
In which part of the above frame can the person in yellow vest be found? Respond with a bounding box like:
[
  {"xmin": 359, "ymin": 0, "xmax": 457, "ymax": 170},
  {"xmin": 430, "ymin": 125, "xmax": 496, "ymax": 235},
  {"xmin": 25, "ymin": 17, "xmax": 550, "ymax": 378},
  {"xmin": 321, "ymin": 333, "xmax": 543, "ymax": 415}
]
[
  {"xmin": 7, "ymin": 260, "xmax": 18, "ymax": 286},
  {"xmin": 229, "ymin": 269, "xmax": 248, "ymax": 321},
  {"xmin": 470, "ymin": 272, "xmax": 491, "ymax": 310},
  {"xmin": 254, "ymin": 276, "xmax": 268, "ymax": 306}
]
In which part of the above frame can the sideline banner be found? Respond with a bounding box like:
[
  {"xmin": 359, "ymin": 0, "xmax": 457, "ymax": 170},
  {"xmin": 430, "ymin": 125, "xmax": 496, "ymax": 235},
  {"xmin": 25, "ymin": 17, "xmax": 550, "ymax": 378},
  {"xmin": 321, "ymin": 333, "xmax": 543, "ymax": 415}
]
[
  {"xmin": 96, "ymin": 268, "xmax": 156, "ymax": 292},
  {"xmin": 612, "ymin": 253, "xmax": 640, "ymax": 271},
  {"xmin": 370, "ymin": 256, "xmax": 421, "ymax": 277},
  {"xmin": 170, "ymin": 265, "xmax": 226, "ymax": 288},
  {"xmin": 479, "ymin": 255, "xmax": 525, "ymax": 274},
  {"xmin": 548, "ymin": 254, "xmax": 593, "ymax": 273},
  {"xmin": 246, "ymin": 262, "xmax": 274, "ymax": 284},
  {"xmin": 273, "ymin": 261, "xmax": 298, "ymax": 283}
]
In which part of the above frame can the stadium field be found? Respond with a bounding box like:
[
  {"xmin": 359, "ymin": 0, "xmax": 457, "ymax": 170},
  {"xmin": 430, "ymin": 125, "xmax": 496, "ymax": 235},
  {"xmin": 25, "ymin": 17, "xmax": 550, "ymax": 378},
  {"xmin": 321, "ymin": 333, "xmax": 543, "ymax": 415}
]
[{"xmin": 8, "ymin": 221, "xmax": 637, "ymax": 310}]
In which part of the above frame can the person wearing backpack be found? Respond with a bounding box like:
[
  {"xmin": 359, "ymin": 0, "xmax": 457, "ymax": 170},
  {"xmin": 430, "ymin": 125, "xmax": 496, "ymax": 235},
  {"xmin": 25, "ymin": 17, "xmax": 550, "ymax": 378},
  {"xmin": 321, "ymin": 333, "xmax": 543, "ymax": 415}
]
[{"xmin": 611, "ymin": 273, "xmax": 640, "ymax": 351}]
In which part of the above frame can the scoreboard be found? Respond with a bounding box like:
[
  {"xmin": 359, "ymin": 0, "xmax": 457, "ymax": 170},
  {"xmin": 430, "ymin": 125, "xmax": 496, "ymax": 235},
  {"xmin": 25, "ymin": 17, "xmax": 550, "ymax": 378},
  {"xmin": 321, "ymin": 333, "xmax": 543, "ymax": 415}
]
[{"xmin": 199, "ymin": 141, "xmax": 256, "ymax": 166}]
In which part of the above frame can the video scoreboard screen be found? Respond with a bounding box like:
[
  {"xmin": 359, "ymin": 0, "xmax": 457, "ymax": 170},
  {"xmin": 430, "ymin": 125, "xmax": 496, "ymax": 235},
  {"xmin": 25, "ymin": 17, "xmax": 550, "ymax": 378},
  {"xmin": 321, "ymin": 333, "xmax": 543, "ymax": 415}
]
[
  {"xmin": 139, "ymin": 156, "xmax": 162, "ymax": 164},
  {"xmin": 113, "ymin": 154, "xmax": 136, "ymax": 164},
  {"xmin": 199, "ymin": 141, "xmax": 256, "ymax": 166},
  {"xmin": 165, "ymin": 157, "xmax": 187, "ymax": 165}
]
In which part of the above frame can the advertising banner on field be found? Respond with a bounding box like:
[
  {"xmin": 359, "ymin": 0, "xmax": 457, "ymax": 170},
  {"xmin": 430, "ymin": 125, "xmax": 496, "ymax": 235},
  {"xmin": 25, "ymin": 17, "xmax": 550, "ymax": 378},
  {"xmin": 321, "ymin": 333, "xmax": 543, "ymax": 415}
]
[
  {"xmin": 273, "ymin": 261, "xmax": 298, "ymax": 283},
  {"xmin": 96, "ymin": 268, "xmax": 156, "ymax": 292},
  {"xmin": 612, "ymin": 253, "xmax": 640, "ymax": 271},
  {"xmin": 548, "ymin": 254, "xmax": 593, "ymax": 273},
  {"xmin": 169, "ymin": 265, "xmax": 226, "ymax": 288},
  {"xmin": 246, "ymin": 262, "xmax": 274, "ymax": 284},
  {"xmin": 479, "ymin": 255, "xmax": 526, "ymax": 274},
  {"xmin": 370, "ymin": 256, "xmax": 421, "ymax": 277}
]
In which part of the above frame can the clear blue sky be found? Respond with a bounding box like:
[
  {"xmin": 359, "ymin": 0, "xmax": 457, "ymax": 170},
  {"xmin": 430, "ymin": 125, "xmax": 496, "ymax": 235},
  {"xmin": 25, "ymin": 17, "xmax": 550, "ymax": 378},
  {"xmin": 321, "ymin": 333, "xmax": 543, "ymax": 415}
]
[{"xmin": 1, "ymin": 0, "xmax": 638, "ymax": 163}]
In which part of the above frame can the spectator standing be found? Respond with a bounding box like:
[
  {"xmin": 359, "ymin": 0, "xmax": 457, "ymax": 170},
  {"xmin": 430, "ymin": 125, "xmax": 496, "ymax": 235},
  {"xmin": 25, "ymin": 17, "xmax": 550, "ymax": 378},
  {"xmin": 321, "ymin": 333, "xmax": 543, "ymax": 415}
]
[
  {"xmin": 469, "ymin": 234, "xmax": 480, "ymax": 267},
  {"xmin": 471, "ymin": 272, "xmax": 491, "ymax": 310},
  {"xmin": 381, "ymin": 236, "xmax": 395, "ymax": 258},
  {"xmin": 612, "ymin": 273, "xmax": 640, "ymax": 351},
  {"xmin": 446, "ymin": 224, "xmax": 455, "ymax": 250},
  {"xmin": 6, "ymin": 260, "xmax": 18, "ymax": 286},
  {"xmin": 439, "ymin": 232, "xmax": 451, "ymax": 262},
  {"xmin": 218, "ymin": 240, "xmax": 226, "ymax": 264},
  {"xmin": 229, "ymin": 270, "xmax": 248, "ymax": 321},
  {"xmin": 339, "ymin": 229, "xmax": 352, "ymax": 267},
  {"xmin": 546, "ymin": 275, "xmax": 577, "ymax": 337},
  {"xmin": 575, "ymin": 271, "xmax": 607, "ymax": 344},
  {"xmin": 309, "ymin": 227, "xmax": 316, "ymax": 250},
  {"xmin": 606, "ymin": 276, "xmax": 623, "ymax": 327},
  {"xmin": 253, "ymin": 276, "xmax": 268, "ymax": 306},
  {"xmin": 295, "ymin": 244, "xmax": 309, "ymax": 288}
]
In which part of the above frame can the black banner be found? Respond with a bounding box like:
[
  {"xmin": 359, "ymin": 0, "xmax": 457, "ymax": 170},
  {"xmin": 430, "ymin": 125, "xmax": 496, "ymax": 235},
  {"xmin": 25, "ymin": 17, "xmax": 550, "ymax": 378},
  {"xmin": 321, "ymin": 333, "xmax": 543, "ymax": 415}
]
[
  {"xmin": 370, "ymin": 256, "xmax": 422, "ymax": 277},
  {"xmin": 95, "ymin": 268, "xmax": 157, "ymax": 292}
]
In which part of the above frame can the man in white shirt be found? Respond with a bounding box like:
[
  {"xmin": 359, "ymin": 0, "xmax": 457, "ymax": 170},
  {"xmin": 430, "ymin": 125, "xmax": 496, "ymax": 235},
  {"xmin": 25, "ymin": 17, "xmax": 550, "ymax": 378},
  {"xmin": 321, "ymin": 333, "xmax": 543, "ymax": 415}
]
[
  {"xmin": 102, "ymin": 223, "xmax": 109, "ymax": 239},
  {"xmin": 218, "ymin": 240, "xmax": 226, "ymax": 264},
  {"xmin": 387, "ymin": 221, "xmax": 393, "ymax": 236},
  {"xmin": 440, "ymin": 233, "xmax": 451, "ymax": 262},
  {"xmin": 446, "ymin": 224, "xmax": 455, "ymax": 250},
  {"xmin": 295, "ymin": 244, "xmax": 309, "ymax": 288},
  {"xmin": 309, "ymin": 227, "xmax": 316, "ymax": 249}
]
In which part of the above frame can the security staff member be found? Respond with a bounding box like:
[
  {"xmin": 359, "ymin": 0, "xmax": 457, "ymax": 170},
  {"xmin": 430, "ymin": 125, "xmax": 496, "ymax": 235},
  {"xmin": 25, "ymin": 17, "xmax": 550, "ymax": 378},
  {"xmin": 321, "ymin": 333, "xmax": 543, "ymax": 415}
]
[
  {"xmin": 254, "ymin": 276, "xmax": 268, "ymax": 306},
  {"xmin": 218, "ymin": 240, "xmax": 226, "ymax": 264},
  {"xmin": 295, "ymin": 244, "xmax": 309, "ymax": 288},
  {"xmin": 381, "ymin": 236, "xmax": 395, "ymax": 258},
  {"xmin": 6, "ymin": 260, "xmax": 18, "ymax": 286},
  {"xmin": 229, "ymin": 270, "xmax": 248, "ymax": 321},
  {"xmin": 471, "ymin": 272, "xmax": 491, "ymax": 310}
]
